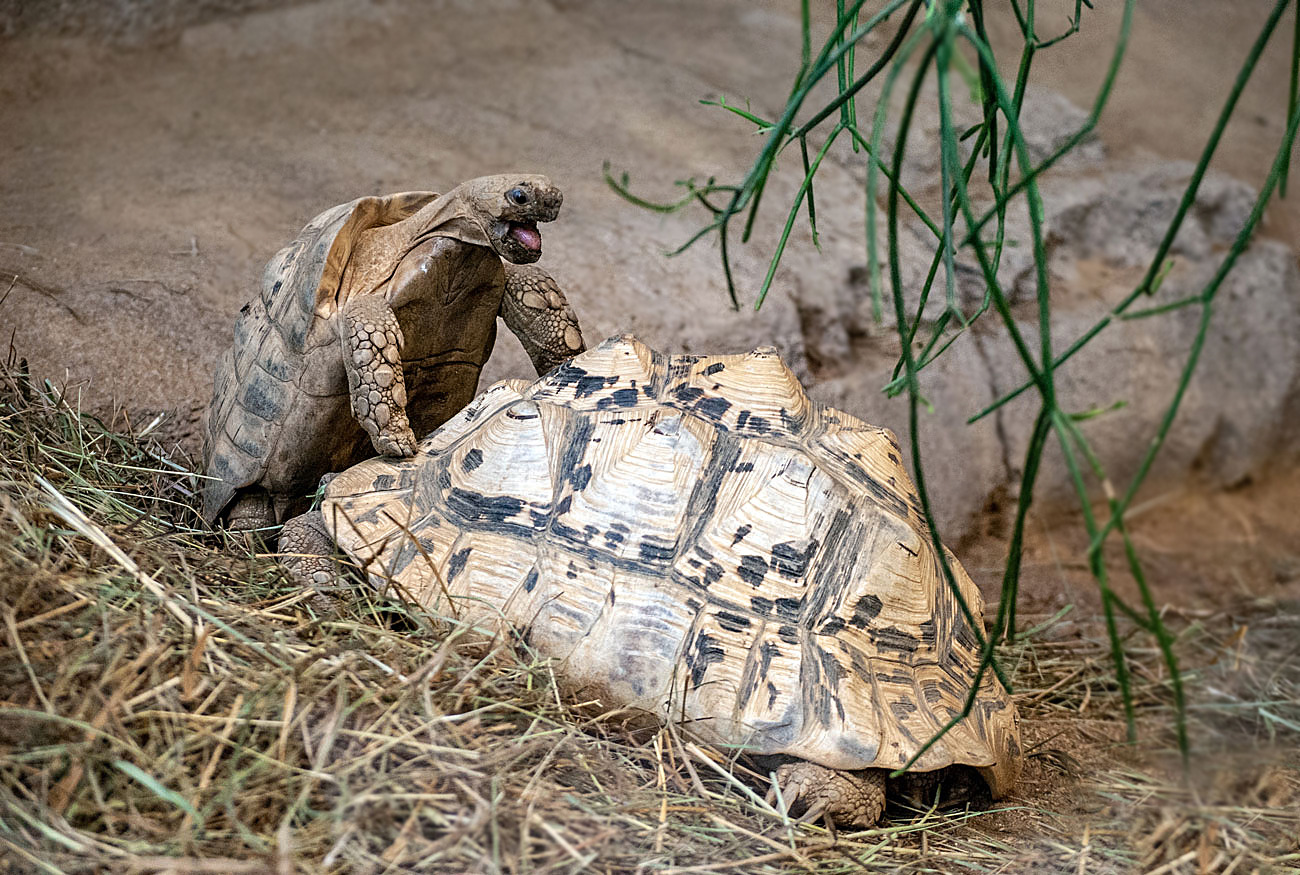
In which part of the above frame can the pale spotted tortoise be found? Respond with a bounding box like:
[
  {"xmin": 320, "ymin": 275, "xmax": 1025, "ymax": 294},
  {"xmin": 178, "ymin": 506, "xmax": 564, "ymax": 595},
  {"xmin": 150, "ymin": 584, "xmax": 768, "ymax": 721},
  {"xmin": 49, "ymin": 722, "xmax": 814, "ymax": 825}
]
[
  {"xmin": 202, "ymin": 174, "xmax": 585, "ymax": 530},
  {"xmin": 280, "ymin": 335, "xmax": 1022, "ymax": 827}
]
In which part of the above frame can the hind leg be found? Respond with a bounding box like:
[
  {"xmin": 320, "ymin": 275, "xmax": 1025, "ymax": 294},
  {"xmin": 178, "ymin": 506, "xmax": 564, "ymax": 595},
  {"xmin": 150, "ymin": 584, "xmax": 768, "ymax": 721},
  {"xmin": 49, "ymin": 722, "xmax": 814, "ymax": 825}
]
[
  {"xmin": 221, "ymin": 489, "xmax": 277, "ymax": 549},
  {"xmin": 766, "ymin": 762, "xmax": 886, "ymax": 829}
]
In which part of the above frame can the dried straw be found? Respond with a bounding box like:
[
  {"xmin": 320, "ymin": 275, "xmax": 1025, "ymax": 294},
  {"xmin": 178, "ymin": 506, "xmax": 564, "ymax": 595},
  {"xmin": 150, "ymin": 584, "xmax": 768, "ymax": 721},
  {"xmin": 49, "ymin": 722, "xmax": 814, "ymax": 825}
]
[{"xmin": 0, "ymin": 360, "xmax": 1294, "ymax": 873}]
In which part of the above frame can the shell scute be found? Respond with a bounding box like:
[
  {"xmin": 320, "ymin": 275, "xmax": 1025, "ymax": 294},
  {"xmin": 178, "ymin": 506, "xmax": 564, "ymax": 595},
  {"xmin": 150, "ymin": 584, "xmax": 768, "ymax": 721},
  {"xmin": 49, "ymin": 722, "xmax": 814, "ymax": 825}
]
[
  {"xmin": 557, "ymin": 571, "xmax": 695, "ymax": 709},
  {"xmin": 226, "ymin": 406, "xmax": 279, "ymax": 460},
  {"xmin": 530, "ymin": 335, "xmax": 662, "ymax": 410},
  {"xmin": 435, "ymin": 398, "xmax": 553, "ymax": 535},
  {"xmin": 437, "ymin": 531, "xmax": 537, "ymax": 629},
  {"xmin": 661, "ymin": 346, "xmax": 815, "ymax": 438},
  {"xmin": 720, "ymin": 622, "xmax": 805, "ymax": 750},
  {"xmin": 419, "ymin": 381, "xmax": 525, "ymax": 459},
  {"xmin": 550, "ymin": 408, "xmax": 712, "ymax": 569},
  {"xmin": 810, "ymin": 427, "xmax": 925, "ymax": 531},
  {"xmin": 235, "ymin": 370, "xmax": 290, "ymax": 425},
  {"xmin": 512, "ymin": 550, "xmax": 613, "ymax": 661}
]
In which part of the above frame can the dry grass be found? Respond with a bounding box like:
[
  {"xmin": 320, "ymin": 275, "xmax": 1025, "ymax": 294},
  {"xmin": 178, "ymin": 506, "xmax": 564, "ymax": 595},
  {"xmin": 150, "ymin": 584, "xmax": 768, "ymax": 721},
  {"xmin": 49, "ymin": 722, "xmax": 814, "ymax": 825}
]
[
  {"xmin": 1009, "ymin": 614, "xmax": 1300, "ymax": 874},
  {"xmin": 0, "ymin": 358, "xmax": 1295, "ymax": 874}
]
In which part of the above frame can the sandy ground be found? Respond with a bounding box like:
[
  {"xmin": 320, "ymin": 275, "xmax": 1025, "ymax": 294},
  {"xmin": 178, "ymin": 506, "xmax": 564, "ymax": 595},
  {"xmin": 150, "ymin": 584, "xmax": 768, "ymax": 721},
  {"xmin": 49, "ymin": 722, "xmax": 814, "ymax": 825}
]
[
  {"xmin": 0, "ymin": 0, "xmax": 811, "ymax": 437},
  {"xmin": 1, "ymin": 0, "xmax": 1295, "ymax": 436}
]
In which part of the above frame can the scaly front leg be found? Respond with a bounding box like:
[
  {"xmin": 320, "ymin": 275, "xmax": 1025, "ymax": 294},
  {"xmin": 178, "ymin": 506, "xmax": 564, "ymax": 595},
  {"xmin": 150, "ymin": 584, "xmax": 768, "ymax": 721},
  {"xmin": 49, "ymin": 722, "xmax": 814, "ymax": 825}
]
[
  {"xmin": 766, "ymin": 761, "xmax": 887, "ymax": 829},
  {"xmin": 339, "ymin": 296, "xmax": 417, "ymax": 456},
  {"xmin": 278, "ymin": 509, "xmax": 336, "ymax": 587},
  {"xmin": 500, "ymin": 264, "xmax": 586, "ymax": 375}
]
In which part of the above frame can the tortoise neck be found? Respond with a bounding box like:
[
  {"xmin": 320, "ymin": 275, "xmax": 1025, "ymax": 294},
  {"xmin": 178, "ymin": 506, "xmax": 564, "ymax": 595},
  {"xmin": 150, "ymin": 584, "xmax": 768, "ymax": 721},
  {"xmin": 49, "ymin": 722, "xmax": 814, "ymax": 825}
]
[{"xmin": 366, "ymin": 216, "xmax": 420, "ymax": 252}]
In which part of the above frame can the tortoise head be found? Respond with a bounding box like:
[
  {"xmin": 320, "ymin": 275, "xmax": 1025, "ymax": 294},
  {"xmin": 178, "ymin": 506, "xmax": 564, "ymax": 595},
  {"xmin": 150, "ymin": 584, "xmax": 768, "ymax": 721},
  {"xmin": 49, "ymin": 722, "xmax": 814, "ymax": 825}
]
[{"xmin": 458, "ymin": 174, "xmax": 563, "ymax": 265}]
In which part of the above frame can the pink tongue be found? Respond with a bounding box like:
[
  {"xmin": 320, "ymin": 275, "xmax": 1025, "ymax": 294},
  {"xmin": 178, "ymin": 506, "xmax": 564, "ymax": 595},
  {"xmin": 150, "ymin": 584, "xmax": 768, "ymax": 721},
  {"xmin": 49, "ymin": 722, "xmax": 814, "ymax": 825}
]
[{"xmin": 511, "ymin": 224, "xmax": 541, "ymax": 251}]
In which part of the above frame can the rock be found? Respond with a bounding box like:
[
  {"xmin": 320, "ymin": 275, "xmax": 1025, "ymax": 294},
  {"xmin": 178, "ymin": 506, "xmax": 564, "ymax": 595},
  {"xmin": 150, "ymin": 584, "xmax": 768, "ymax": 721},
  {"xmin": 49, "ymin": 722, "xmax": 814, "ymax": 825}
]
[
  {"xmin": 1041, "ymin": 162, "xmax": 1259, "ymax": 269},
  {"xmin": 982, "ymin": 166, "xmax": 1300, "ymax": 509},
  {"xmin": 790, "ymin": 152, "xmax": 1300, "ymax": 537}
]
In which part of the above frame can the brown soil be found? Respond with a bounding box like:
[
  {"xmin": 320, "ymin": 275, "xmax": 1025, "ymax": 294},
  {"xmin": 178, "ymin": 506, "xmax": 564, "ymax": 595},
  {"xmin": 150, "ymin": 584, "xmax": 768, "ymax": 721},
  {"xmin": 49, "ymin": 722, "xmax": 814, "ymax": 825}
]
[{"xmin": 1, "ymin": 0, "xmax": 1297, "ymax": 869}]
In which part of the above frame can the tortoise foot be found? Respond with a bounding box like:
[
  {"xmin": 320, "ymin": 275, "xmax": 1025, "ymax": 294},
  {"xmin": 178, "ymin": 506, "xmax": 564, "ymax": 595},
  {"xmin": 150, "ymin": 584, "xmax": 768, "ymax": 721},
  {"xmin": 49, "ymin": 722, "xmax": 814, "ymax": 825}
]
[
  {"xmin": 221, "ymin": 492, "xmax": 277, "ymax": 550},
  {"xmin": 370, "ymin": 419, "xmax": 418, "ymax": 457},
  {"xmin": 768, "ymin": 762, "xmax": 886, "ymax": 829},
  {"xmin": 223, "ymin": 492, "xmax": 275, "ymax": 531},
  {"xmin": 278, "ymin": 510, "xmax": 341, "ymax": 609}
]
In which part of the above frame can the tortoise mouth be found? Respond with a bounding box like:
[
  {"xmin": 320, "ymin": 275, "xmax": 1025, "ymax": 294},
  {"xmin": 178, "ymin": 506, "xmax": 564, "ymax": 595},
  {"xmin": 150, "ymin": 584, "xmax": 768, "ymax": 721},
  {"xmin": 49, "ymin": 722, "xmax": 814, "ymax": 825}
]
[
  {"xmin": 508, "ymin": 221, "xmax": 541, "ymax": 252},
  {"xmin": 494, "ymin": 220, "xmax": 543, "ymax": 264}
]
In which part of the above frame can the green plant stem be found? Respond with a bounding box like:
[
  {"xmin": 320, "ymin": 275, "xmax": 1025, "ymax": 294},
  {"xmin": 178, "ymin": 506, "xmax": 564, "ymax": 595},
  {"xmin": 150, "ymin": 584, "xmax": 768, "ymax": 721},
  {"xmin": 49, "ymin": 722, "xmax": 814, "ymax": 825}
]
[
  {"xmin": 885, "ymin": 32, "xmax": 1010, "ymax": 695},
  {"xmin": 865, "ymin": 27, "xmax": 928, "ymax": 325},
  {"xmin": 754, "ymin": 127, "xmax": 842, "ymax": 308},
  {"xmin": 1053, "ymin": 423, "xmax": 1137, "ymax": 739},
  {"xmin": 966, "ymin": 1, "xmax": 999, "ymax": 179},
  {"xmin": 792, "ymin": 0, "xmax": 924, "ymax": 140},
  {"xmin": 741, "ymin": 0, "xmax": 916, "ymax": 246},
  {"xmin": 962, "ymin": 0, "xmax": 1137, "ymax": 247},
  {"xmin": 995, "ymin": 410, "xmax": 1051, "ymax": 643},
  {"xmin": 1093, "ymin": 95, "xmax": 1300, "ymax": 553},
  {"xmin": 1035, "ymin": 0, "xmax": 1087, "ymax": 50},
  {"xmin": 886, "ymin": 129, "xmax": 990, "ymax": 392},
  {"xmin": 934, "ymin": 38, "xmax": 961, "ymax": 317},
  {"xmin": 1286, "ymin": 0, "xmax": 1300, "ymax": 195},
  {"xmin": 799, "ymin": 136, "xmax": 820, "ymax": 249},
  {"xmin": 968, "ymin": 0, "xmax": 1293, "ymax": 425}
]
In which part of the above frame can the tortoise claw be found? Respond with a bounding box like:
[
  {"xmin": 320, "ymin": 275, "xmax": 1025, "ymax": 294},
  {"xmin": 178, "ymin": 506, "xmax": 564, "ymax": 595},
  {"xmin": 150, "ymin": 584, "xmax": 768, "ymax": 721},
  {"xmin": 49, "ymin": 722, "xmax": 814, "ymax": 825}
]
[
  {"xmin": 795, "ymin": 801, "xmax": 829, "ymax": 825},
  {"xmin": 772, "ymin": 762, "xmax": 886, "ymax": 829},
  {"xmin": 373, "ymin": 423, "xmax": 418, "ymax": 457},
  {"xmin": 766, "ymin": 776, "xmax": 799, "ymax": 811}
]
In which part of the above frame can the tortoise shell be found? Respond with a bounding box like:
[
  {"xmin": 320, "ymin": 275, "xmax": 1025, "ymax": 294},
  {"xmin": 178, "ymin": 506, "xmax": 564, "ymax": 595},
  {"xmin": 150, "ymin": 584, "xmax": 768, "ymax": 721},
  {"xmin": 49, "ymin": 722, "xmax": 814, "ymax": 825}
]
[
  {"xmin": 202, "ymin": 176, "xmax": 572, "ymax": 526},
  {"xmin": 202, "ymin": 191, "xmax": 439, "ymax": 524},
  {"xmin": 322, "ymin": 335, "xmax": 1022, "ymax": 795}
]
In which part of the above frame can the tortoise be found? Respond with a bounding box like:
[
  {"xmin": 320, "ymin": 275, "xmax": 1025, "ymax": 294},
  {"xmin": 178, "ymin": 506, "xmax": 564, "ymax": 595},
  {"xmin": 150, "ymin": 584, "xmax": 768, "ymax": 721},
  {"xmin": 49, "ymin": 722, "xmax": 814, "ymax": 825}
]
[
  {"xmin": 279, "ymin": 335, "xmax": 1022, "ymax": 827},
  {"xmin": 201, "ymin": 173, "xmax": 585, "ymax": 531}
]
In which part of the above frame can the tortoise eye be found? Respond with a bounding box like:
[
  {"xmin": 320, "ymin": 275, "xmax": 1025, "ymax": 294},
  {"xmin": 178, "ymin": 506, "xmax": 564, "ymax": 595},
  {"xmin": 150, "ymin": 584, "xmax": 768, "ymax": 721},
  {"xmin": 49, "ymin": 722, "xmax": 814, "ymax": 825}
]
[{"xmin": 507, "ymin": 187, "xmax": 530, "ymax": 206}]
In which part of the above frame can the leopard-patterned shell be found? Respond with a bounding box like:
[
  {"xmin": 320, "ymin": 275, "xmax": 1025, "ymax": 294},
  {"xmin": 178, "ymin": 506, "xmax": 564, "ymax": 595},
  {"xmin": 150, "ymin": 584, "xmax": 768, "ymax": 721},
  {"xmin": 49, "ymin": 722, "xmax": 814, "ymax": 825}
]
[{"xmin": 322, "ymin": 335, "xmax": 1022, "ymax": 797}]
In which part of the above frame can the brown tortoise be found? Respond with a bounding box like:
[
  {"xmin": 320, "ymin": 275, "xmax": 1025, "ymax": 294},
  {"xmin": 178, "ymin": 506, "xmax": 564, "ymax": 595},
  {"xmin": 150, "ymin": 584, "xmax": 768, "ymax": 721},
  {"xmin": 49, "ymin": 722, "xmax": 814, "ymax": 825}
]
[
  {"xmin": 279, "ymin": 335, "xmax": 1023, "ymax": 827},
  {"xmin": 202, "ymin": 174, "xmax": 585, "ymax": 530}
]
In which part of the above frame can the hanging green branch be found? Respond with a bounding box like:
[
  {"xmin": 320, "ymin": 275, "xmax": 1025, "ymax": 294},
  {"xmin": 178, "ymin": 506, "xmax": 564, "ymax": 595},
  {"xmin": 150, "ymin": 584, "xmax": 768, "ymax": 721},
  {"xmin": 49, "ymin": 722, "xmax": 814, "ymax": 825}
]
[{"xmin": 605, "ymin": 0, "xmax": 1300, "ymax": 766}]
